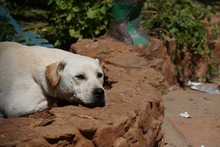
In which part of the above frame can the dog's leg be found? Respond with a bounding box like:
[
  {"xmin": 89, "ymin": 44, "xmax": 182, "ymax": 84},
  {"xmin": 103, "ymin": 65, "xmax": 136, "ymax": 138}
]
[
  {"xmin": 34, "ymin": 100, "xmax": 48, "ymax": 112},
  {"xmin": 5, "ymin": 99, "xmax": 48, "ymax": 118},
  {"xmin": 4, "ymin": 83, "xmax": 49, "ymax": 118}
]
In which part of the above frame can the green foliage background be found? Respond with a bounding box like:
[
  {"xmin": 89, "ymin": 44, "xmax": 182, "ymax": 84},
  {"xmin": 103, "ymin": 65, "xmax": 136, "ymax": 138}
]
[
  {"xmin": 0, "ymin": 1, "xmax": 16, "ymax": 41},
  {"xmin": 141, "ymin": 0, "xmax": 219, "ymax": 84},
  {"xmin": 47, "ymin": 0, "xmax": 112, "ymax": 49},
  {"xmin": 142, "ymin": 0, "xmax": 212, "ymax": 56}
]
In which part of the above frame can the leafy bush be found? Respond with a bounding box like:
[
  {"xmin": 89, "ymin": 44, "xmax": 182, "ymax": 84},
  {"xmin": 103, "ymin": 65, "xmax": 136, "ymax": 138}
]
[
  {"xmin": 0, "ymin": 1, "xmax": 16, "ymax": 41},
  {"xmin": 1, "ymin": 0, "xmax": 48, "ymax": 42},
  {"xmin": 0, "ymin": 17, "xmax": 15, "ymax": 41},
  {"xmin": 47, "ymin": 0, "xmax": 112, "ymax": 49},
  {"xmin": 6, "ymin": 0, "xmax": 50, "ymax": 22},
  {"xmin": 142, "ymin": 0, "xmax": 217, "ymax": 85}
]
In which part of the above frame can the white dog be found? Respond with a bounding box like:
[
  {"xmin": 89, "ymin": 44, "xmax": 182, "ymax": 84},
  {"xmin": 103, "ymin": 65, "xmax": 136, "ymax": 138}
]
[{"xmin": 0, "ymin": 42, "xmax": 106, "ymax": 118}]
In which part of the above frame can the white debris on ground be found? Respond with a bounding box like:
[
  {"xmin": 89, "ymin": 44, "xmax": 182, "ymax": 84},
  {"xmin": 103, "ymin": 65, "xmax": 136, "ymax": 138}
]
[
  {"xmin": 187, "ymin": 80, "xmax": 220, "ymax": 95},
  {"xmin": 179, "ymin": 112, "xmax": 191, "ymax": 118}
]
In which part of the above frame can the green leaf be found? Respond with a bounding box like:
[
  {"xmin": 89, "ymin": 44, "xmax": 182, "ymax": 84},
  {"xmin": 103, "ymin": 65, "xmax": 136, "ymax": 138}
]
[
  {"xmin": 72, "ymin": 6, "xmax": 80, "ymax": 12},
  {"xmin": 66, "ymin": 14, "xmax": 72, "ymax": 22},
  {"xmin": 87, "ymin": 8, "xmax": 98, "ymax": 19},
  {"xmin": 169, "ymin": 28, "xmax": 178, "ymax": 35},
  {"xmin": 95, "ymin": 30, "xmax": 100, "ymax": 35},
  {"xmin": 100, "ymin": 6, "xmax": 107, "ymax": 14},
  {"xmin": 69, "ymin": 29, "xmax": 75, "ymax": 37}
]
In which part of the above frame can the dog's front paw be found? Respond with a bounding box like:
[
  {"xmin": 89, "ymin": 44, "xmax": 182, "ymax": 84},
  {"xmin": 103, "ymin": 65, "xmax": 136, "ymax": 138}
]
[{"xmin": 34, "ymin": 101, "xmax": 48, "ymax": 112}]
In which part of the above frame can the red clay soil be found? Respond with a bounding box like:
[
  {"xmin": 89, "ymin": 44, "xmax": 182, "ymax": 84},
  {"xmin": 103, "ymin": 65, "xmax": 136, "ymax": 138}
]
[{"xmin": 163, "ymin": 80, "xmax": 220, "ymax": 147}]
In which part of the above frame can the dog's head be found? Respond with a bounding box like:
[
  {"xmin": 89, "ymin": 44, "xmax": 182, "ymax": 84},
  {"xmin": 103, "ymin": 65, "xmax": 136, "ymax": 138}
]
[{"xmin": 45, "ymin": 56, "xmax": 106, "ymax": 106}]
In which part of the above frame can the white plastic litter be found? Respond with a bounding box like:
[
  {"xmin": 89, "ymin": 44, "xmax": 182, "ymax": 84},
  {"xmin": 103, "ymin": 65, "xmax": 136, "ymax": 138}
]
[
  {"xmin": 191, "ymin": 85, "xmax": 220, "ymax": 94},
  {"xmin": 201, "ymin": 145, "xmax": 204, "ymax": 147},
  {"xmin": 179, "ymin": 112, "xmax": 191, "ymax": 118},
  {"xmin": 187, "ymin": 80, "xmax": 202, "ymax": 86}
]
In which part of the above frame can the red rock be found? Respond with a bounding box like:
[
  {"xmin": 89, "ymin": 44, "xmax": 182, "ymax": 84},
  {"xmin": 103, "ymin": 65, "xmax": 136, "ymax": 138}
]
[{"xmin": 0, "ymin": 37, "xmax": 165, "ymax": 147}]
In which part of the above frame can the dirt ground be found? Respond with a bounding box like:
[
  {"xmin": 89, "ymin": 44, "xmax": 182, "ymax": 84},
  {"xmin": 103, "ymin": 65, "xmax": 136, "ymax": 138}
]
[{"xmin": 163, "ymin": 79, "xmax": 220, "ymax": 147}]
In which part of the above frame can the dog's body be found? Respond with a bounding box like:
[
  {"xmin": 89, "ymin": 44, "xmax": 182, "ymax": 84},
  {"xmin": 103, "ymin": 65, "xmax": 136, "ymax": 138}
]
[{"xmin": 0, "ymin": 42, "xmax": 106, "ymax": 118}]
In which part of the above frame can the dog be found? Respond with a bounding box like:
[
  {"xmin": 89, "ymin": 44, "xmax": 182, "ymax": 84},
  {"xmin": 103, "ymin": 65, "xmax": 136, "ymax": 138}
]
[{"xmin": 0, "ymin": 42, "xmax": 106, "ymax": 118}]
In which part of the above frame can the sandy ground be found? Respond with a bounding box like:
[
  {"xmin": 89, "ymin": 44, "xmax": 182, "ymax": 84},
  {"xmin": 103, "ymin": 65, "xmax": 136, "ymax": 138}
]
[{"xmin": 162, "ymin": 79, "xmax": 220, "ymax": 147}]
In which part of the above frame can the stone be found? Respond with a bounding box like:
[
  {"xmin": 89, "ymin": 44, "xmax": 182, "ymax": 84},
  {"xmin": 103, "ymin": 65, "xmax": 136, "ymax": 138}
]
[
  {"xmin": 114, "ymin": 137, "xmax": 129, "ymax": 147},
  {"xmin": 138, "ymin": 37, "xmax": 176, "ymax": 85},
  {"xmin": 93, "ymin": 126, "xmax": 115, "ymax": 146}
]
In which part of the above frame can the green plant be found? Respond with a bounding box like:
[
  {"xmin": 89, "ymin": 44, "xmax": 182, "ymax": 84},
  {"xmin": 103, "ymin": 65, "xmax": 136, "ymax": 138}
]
[
  {"xmin": 142, "ymin": 0, "xmax": 217, "ymax": 85},
  {"xmin": 0, "ymin": 17, "xmax": 15, "ymax": 41},
  {"xmin": 97, "ymin": 50, "xmax": 110, "ymax": 55},
  {"xmin": 0, "ymin": 1, "xmax": 38, "ymax": 42},
  {"xmin": 47, "ymin": 0, "xmax": 112, "ymax": 49},
  {"xmin": 211, "ymin": 22, "xmax": 220, "ymax": 40},
  {"xmin": 0, "ymin": 1, "xmax": 16, "ymax": 41}
]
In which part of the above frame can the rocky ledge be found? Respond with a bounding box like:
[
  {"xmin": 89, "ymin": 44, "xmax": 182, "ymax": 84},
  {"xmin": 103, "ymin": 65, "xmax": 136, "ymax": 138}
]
[{"xmin": 0, "ymin": 37, "xmax": 167, "ymax": 146}]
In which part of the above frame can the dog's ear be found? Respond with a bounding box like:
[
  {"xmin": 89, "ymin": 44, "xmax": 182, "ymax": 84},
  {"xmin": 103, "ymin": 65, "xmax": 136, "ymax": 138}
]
[{"xmin": 45, "ymin": 61, "xmax": 66, "ymax": 87}]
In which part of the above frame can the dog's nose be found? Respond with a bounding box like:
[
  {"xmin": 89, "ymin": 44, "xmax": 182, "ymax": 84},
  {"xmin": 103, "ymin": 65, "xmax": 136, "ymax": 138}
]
[{"xmin": 93, "ymin": 88, "xmax": 105, "ymax": 99}]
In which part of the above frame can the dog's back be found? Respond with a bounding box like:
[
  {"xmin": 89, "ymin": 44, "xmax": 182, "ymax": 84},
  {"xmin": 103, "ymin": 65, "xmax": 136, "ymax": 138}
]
[
  {"xmin": 0, "ymin": 42, "xmax": 70, "ymax": 117},
  {"xmin": 0, "ymin": 42, "xmax": 70, "ymax": 89}
]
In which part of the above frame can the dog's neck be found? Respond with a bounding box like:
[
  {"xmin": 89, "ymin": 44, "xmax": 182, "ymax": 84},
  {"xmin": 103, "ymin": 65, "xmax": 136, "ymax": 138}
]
[
  {"xmin": 44, "ymin": 79, "xmax": 59, "ymax": 98},
  {"xmin": 32, "ymin": 71, "xmax": 59, "ymax": 99}
]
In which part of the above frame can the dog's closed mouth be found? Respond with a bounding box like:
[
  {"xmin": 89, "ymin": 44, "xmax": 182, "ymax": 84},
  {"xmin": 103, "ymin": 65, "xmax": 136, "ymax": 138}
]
[
  {"xmin": 82, "ymin": 102, "xmax": 105, "ymax": 108},
  {"xmin": 56, "ymin": 99, "xmax": 105, "ymax": 108}
]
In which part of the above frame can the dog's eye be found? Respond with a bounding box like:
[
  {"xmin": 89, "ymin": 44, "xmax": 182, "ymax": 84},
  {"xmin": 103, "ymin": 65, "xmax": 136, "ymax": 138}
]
[
  {"xmin": 97, "ymin": 73, "xmax": 103, "ymax": 78},
  {"xmin": 75, "ymin": 74, "xmax": 85, "ymax": 80}
]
